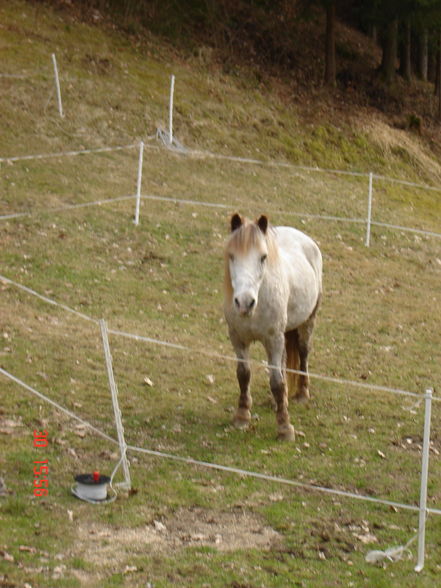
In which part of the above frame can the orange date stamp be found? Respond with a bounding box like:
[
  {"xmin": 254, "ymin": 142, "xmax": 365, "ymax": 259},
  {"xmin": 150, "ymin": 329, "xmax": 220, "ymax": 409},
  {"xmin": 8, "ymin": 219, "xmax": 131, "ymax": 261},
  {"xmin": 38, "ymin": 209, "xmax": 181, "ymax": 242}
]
[{"xmin": 33, "ymin": 430, "xmax": 49, "ymax": 497}]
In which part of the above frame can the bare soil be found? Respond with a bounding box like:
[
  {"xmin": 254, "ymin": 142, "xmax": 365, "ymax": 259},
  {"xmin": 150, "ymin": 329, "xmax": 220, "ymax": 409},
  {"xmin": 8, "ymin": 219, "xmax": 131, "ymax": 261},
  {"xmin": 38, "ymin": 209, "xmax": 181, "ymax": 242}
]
[{"xmin": 70, "ymin": 506, "xmax": 281, "ymax": 584}]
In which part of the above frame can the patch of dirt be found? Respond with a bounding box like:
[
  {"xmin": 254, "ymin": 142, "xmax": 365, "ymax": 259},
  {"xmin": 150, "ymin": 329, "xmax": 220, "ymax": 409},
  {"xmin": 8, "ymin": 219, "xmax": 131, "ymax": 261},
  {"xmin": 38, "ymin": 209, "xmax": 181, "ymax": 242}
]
[
  {"xmin": 0, "ymin": 415, "xmax": 24, "ymax": 436},
  {"xmin": 73, "ymin": 506, "xmax": 281, "ymax": 569},
  {"xmin": 165, "ymin": 507, "xmax": 281, "ymax": 551}
]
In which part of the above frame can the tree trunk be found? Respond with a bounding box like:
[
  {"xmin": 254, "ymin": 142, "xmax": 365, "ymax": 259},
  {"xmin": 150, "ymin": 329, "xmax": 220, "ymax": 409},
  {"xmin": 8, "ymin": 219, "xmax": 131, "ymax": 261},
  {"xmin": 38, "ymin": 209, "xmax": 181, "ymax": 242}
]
[
  {"xmin": 399, "ymin": 18, "xmax": 412, "ymax": 81},
  {"xmin": 428, "ymin": 43, "xmax": 437, "ymax": 83},
  {"xmin": 124, "ymin": 0, "xmax": 136, "ymax": 25},
  {"xmin": 324, "ymin": 1, "xmax": 336, "ymax": 87},
  {"xmin": 435, "ymin": 39, "xmax": 440, "ymax": 96},
  {"xmin": 380, "ymin": 18, "xmax": 398, "ymax": 84},
  {"xmin": 419, "ymin": 28, "xmax": 428, "ymax": 81},
  {"xmin": 437, "ymin": 31, "xmax": 441, "ymax": 120},
  {"xmin": 369, "ymin": 24, "xmax": 378, "ymax": 44}
]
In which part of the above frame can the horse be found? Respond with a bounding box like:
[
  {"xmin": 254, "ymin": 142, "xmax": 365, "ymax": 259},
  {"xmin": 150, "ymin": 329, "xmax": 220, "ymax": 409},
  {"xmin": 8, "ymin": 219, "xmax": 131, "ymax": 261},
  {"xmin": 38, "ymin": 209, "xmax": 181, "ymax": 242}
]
[{"xmin": 224, "ymin": 214, "xmax": 322, "ymax": 441}]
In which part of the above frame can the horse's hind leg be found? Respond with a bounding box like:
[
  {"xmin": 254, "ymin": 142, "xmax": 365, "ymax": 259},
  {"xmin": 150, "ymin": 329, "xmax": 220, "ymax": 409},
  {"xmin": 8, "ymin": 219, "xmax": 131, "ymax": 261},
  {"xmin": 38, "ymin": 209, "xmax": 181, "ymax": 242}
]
[
  {"xmin": 294, "ymin": 325, "xmax": 311, "ymax": 402},
  {"xmin": 266, "ymin": 335, "xmax": 295, "ymax": 441},
  {"xmin": 295, "ymin": 301, "xmax": 320, "ymax": 403},
  {"xmin": 231, "ymin": 337, "xmax": 252, "ymax": 429}
]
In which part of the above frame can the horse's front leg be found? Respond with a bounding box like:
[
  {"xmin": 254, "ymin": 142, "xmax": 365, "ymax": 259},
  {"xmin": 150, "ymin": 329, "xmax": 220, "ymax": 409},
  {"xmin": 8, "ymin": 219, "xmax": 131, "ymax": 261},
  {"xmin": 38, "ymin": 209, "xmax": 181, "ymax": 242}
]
[
  {"xmin": 231, "ymin": 336, "xmax": 252, "ymax": 429},
  {"xmin": 266, "ymin": 335, "xmax": 295, "ymax": 441}
]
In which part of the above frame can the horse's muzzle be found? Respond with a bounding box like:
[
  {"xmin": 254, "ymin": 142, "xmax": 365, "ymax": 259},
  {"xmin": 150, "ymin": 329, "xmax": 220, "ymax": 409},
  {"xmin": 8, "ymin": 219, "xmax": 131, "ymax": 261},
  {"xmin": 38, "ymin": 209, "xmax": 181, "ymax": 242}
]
[{"xmin": 234, "ymin": 294, "xmax": 256, "ymax": 316}]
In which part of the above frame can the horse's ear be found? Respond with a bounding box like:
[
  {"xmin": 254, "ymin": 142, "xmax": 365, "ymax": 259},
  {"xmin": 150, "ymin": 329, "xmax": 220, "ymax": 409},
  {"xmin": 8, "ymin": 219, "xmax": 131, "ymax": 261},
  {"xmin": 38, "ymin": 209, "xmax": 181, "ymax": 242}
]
[
  {"xmin": 257, "ymin": 215, "xmax": 268, "ymax": 234},
  {"xmin": 231, "ymin": 213, "xmax": 242, "ymax": 232}
]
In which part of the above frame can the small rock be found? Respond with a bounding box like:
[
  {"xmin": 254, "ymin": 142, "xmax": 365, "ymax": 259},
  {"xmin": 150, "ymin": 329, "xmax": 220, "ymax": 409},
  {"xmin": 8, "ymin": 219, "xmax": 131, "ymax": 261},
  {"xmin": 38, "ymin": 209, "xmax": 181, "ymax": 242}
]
[
  {"xmin": 19, "ymin": 545, "xmax": 37, "ymax": 553},
  {"xmin": 153, "ymin": 520, "xmax": 166, "ymax": 532},
  {"xmin": 1, "ymin": 550, "xmax": 14, "ymax": 562},
  {"xmin": 123, "ymin": 565, "xmax": 138, "ymax": 574}
]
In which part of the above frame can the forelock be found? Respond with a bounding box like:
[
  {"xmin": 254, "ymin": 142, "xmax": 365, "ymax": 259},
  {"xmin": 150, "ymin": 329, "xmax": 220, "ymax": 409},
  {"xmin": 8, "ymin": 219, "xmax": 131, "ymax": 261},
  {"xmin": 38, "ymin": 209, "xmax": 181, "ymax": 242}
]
[{"xmin": 226, "ymin": 221, "xmax": 267, "ymax": 255}]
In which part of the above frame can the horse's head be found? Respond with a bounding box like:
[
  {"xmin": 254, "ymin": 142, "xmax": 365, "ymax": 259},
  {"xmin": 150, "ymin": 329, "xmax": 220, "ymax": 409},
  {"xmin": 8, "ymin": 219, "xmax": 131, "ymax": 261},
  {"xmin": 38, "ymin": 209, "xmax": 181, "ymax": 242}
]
[{"xmin": 224, "ymin": 214, "xmax": 273, "ymax": 317}]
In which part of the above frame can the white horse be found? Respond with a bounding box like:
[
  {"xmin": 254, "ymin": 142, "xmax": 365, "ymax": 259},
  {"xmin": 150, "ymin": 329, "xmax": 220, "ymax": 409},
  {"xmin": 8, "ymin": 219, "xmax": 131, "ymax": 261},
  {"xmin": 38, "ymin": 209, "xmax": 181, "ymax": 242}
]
[{"xmin": 224, "ymin": 214, "xmax": 322, "ymax": 441}]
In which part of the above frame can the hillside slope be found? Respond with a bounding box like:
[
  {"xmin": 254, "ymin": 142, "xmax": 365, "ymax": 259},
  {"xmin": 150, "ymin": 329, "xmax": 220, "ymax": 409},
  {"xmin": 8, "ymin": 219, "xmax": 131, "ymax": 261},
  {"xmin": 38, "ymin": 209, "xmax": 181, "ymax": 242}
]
[{"xmin": 2, "ymin": 0, "xmax": 441, "ymax": 190}]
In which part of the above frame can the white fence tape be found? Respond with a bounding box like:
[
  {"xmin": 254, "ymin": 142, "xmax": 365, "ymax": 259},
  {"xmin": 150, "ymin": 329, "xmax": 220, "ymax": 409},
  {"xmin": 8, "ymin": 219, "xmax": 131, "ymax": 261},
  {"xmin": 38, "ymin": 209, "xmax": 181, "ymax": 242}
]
[
  {"xmin": 109, "ymin": 328, "xmax": 426, "ymax": 401},
  {"xmin": 0, "ymin": 274, "xmax": 97, "ymax": 324},
  {"xmin": 0, "ymin": 272, "xmax": 435, "ymax": 403},
  {"xmin": 0, "ymin": 143, "xmax": 137, "ymax": 163},
  {"xmin": 2, "ymin": 190, "xmax": 440, "ymax": 242},
  {"xmin": 0, "ymin": 195, "xmax": 137, "ymax": 221},
  {"xmin": 0, "ymin": 367, "xmax": 116, "ymax": 444},
  {"xmin": 1, "ymin": 140, "xmax": 440, "ymax": 242},
  {"xmin": 2, "ymin": 365, "xmax": 440, "ymax": 520},
  {"xmin": 0, "ymin": 73, "xmax": 29, "ymax": 79}
]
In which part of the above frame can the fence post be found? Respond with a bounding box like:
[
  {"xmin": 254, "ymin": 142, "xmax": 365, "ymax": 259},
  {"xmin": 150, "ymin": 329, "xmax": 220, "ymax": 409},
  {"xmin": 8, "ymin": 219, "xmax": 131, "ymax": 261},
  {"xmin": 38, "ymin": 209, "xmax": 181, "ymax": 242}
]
[
  {"xmin": 134, "ymin": 140, "xmax": 144, "ymax": 225},
  {"xmin": 365, "ymin": 172, "xmax": 373, "ymax": 247},
  {"xmin": 99, "ymin": 319, "xmax": 131, "ymax": 490},
  {"xmin": 169, "ymin": 74, "xmax": 175, "ymax": 146},
  {"xmin": 415, "ymin": 388, "xmax": 433, "ymax": 572},
  {"xmin": 51, "ymin": 53, "xmax": 64, "ymax": 118}
]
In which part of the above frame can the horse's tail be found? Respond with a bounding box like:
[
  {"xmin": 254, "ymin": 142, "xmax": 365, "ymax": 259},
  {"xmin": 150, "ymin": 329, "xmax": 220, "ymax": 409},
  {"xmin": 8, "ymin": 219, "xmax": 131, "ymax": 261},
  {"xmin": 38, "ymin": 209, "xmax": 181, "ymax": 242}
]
[{"xmin": 285, "ymin": 329, "xmax": 299, "ymax": 396}]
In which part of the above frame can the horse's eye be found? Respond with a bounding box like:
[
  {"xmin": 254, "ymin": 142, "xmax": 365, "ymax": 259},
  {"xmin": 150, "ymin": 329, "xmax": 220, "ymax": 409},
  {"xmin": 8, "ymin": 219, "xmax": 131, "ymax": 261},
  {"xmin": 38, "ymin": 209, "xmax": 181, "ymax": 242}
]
[{"xmin": 261, "ymin": 254, "xmax": 267, "ymax": 264}]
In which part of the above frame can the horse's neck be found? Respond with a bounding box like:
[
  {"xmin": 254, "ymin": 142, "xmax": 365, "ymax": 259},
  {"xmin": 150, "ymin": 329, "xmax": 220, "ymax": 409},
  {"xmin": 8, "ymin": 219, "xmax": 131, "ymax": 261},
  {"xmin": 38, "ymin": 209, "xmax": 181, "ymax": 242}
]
[{"xmin": 261, "ymin": 259, "xmax": 288, "ymax": 299}]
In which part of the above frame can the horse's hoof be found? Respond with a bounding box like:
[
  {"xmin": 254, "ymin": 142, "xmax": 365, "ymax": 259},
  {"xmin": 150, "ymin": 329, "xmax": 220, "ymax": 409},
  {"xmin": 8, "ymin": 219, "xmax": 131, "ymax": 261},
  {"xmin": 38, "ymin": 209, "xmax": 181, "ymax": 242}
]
[
  {"xmin": 277, "ymin": 424, "xmax": 295, "ymax": 441},
  {"xmin": 233, "ymin": 408, "xmax": 251, "ymax": 429},
  {"xmin": 294, "ymin": 389, "xmax": 310, "ymax": 404},
  {"xmin": 233, "ymin": 418, "xmax": 250, "ymax": 430}
]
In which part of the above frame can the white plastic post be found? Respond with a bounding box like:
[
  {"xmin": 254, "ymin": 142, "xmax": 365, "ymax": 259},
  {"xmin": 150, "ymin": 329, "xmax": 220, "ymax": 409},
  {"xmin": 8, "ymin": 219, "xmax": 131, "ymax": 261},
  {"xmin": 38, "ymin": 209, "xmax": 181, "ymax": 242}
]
[
  {"xmin": 415, "ymin": 388, "xmax": 433, "ymax": 573},
  {"xmin": 365, "ymin": 172, "xmax": 373, "ymax": 247},
  {"xmin": 99, "ymin": 319, "xmax": 131, "ymax": 490},
  {"xmin": 134, "ymin": 140, "xmax": 144, "ymax": 225},
  {"xmin": 51, "ymin": 53, "xmax": 64, "ymax": 118},
  {"xmin": 169, "ymin": 74, "xmax": 175, "ymax": 146}
]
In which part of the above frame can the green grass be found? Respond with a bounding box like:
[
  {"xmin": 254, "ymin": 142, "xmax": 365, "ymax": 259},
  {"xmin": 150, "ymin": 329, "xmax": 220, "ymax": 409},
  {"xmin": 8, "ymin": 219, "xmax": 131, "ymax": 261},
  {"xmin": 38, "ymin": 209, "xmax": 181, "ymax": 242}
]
[{"xmin": 1, "ymin": 1, "xmax": 441, "ymax": 587}]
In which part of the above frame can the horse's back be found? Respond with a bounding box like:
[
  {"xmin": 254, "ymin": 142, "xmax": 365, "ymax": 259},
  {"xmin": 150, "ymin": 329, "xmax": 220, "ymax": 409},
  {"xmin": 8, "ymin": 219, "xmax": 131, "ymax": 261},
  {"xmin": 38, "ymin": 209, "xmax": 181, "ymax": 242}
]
[
  {"xmin": 274, "ymin": 226, "xmax": 322, "ymax": 281},
  {"xmin": 274, "ymin": 226, "xmax": 322, "ymax": 327}
]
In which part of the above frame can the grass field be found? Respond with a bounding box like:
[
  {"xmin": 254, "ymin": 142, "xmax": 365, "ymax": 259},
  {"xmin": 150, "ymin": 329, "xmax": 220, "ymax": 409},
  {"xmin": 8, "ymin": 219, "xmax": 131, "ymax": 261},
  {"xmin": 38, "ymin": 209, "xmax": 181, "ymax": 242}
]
[{"xmin": 1, "ymin": 2, "xmax": 441, "ymax": 587}]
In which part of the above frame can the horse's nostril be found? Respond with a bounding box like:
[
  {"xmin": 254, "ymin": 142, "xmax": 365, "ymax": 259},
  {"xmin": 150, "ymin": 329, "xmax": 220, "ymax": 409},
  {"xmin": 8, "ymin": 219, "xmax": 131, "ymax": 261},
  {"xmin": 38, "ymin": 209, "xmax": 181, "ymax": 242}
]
[
  {"xmin": 234, "ymin": 297, "xmax": 240, "ymax": 308},
  {"xmin": 249, "ymin": 299, "xmax": 255, "ymax": 309}
]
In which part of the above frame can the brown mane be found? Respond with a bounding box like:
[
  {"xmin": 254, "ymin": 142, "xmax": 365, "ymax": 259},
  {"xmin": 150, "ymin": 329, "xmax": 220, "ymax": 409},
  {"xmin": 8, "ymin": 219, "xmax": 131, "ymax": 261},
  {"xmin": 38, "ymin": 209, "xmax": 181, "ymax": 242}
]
[{"xmin": 223, "ymin": 217, "xmax": 278, "ymax": 304}]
